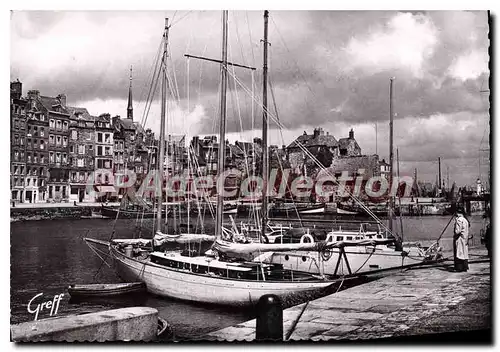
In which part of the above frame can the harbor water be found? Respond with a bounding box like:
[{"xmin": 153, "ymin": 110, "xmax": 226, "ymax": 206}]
[{"xmin": 10, "ymin": 215, "xmax": 485, "ymax": 338}]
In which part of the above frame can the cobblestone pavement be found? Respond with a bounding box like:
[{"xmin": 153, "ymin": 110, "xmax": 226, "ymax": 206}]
[{"xmin": 206, "ymin": 247, "xmax": 490, "ymax": 342}]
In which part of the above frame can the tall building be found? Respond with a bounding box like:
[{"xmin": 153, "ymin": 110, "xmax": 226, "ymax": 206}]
[
  {"xmin": 44, "ymin": 93, "xmax": 71, "ymax": 200},
  {"xmin": 68, "ymin": 107, "xmax": 96, "ymax": 202},
  {"xmin": 24, "ymin": 90, "xmax": 51, "ymax": 202},
  {"xmin": 10, "ymin": 80, "xmax": 28, "ymax": 202},
  {"xmin": 94, "ymin": 113, "xmax": 115, "ymax": 199}
]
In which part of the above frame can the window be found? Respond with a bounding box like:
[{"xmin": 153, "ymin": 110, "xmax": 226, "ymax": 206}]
[
  {"xmin": 63, "ymin": 121, "xmax": 68, "ymax": 131},
  {"xmin": 20, "ymin": 152, "xmax": 24, "ymax": 160},
  {"xmin": 40, "ymin": 140, "xmax": 44, "ymax": 150},
  {"xmin": 78, "ymin": 145, "xmax": 85, "ymax": 154},
  {"xmin": 71, "ymin": 130, "xmax": 77, "ymax": 140},
  {"xmin": 14, "ymin": 151, "xmax": 19, "ymax": 161},
  {"xmin": 14, "ymin": 135, "xmax": 19, "ymax": 145},
  {"xmin": 87, "ymin": 132, "xmax": 93, "ymax": 141},
  {"xmin": 49, "ymin": 135, "xmax": 55, "ymax": 144},
  {"xmin": 71, "ymin": 172, "xmax": 77, "ymax": 182},
  {"xmin": 104, "ymin": 174, "xmax": 109, "ymax": 183},
  {"xmin": 77, "ymin": 159, "xmax": 84, "ymax": 167},
  {"xmin": 70, "ymin": 145, "xmax": 74, "ymax": 153},
  {"xmin": 50, "ymin": 119, "xmax": 55, "ymax": 128},
  {"xmin": 56, "ymin": 120, "xmax": 62, "ymax": 130},
  {"xmin": 97, "ymin": 133, "xmax": 103, "ymax": 143},
  {"xmin": 105, "ymin": 146, "xmax": 111, "ymax": 156},
  {"xmin": 89, "ymin": 145, "xmax": 93, "ymax": 150},
  {"xmin": 63, "ymin": 136, "xmax": 68, "ymax": 147},
  {"xmin": 27, "ymin": 138, "xmax": 31, "ymax": 147},
  {"xmin": 49, "ymin": 152, "xmax": 54, "ymax": 163},
  {"xmin": 40, "ymin": 128, "xmax": 45, "ymax": 137},
  {"xmin": 79, "ymin": 173, "xmax": 85, "ymax": 182},
  {"xmin": 97, "ymin": 146, "xmax": 103, "ymax": 156},
  {"xmin": 104, "ymin": 133, "xmax": 111, "ymax": 143},
  {"xmin": 56, "ymin": 152, "xmax": 61, "ymax": 163},
  {"xmin": 27, "ymin": 154, "xmax": 31, "ymax": 163},
  {"xmin": 56, "ymin": 136, "xmax": 61, "ymax": 145},
  {"xmin": 33, "ymin": 154, "xmax": 38, "ymax": 163},
  {"xmin": 62, "ymin": 153, "xmax": 67, "ymax": 163},
  {"xmin": 40, "ymin": 155, "xmax": 45, "ymax": 163},
  {"xmin": 20, "ymin": 138, "xmax": 23, "ymax": 146},
  {"xmin": 105, "ymin": 160, "xmax": 111, "ymax": 169},
  {"xmin": 40, "ymin": 114, "xmax": 45, "ymax": 121}
]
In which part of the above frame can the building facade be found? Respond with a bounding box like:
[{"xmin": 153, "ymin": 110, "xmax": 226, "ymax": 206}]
[
  {"xmin": 23, "ymin": 90, "xmax": 52, "ymax": 202},
  {"xmin": 68, "ymin": 107, "xmax": 96, "ymax": 202},
  {"xmin": 10, "ymin": 81, "xmax": 27, "ymax": 202},
  {"xmin": 44, "ymin": 94, "xmax": 71, "ymax": 201},
  {"xmin": 287, "ymin": 127, "xmax": 339, "ymax": 176},
  {"xmin": 94, "ymin": 113, "xmax": 115, "ymax": 198}
]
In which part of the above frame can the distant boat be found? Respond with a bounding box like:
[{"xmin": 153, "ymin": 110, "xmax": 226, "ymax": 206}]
[
  {"xmin": 101, "ymin": 205, "xmax": 168, "ymax": 219},
  {"xmin": 336, "ymin": 202, "xmax": 390, "ymax": 217},
  {"xmin": 269, "ymin": 203, "xmax": 325, "ymax": 216},
  {"xmin": 67, "ymin": 282, "xmax": 146, "ymax": 298}
]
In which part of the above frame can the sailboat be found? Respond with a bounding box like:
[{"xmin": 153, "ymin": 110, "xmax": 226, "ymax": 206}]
[{"xmin": 85, "ymin": 12, "xmax": 340, "ymax": 307}]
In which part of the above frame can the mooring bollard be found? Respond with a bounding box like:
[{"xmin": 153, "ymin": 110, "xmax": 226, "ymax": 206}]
[{"xmin": 256, "ymin": 294, "xmax": 283, "ymax": 341}]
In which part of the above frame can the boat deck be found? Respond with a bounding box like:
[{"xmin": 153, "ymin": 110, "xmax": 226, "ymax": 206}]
[{"xmin": 205, "ymin": 246, "xmax": 490, "ymax": 341}]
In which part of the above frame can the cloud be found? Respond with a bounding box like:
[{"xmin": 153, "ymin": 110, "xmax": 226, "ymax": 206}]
[
  {"xmin": 448, "ymin": 50, "xmax": 489, "ymax": 81},
  {"xmin": 343, "ymin": 12, "xmax": 438, "ymax": 77}
]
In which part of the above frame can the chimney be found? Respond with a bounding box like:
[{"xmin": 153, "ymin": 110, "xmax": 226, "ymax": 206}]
[
  {"xmin": 303, "ymin": 131, "xmax": 307, "ymax": 135},
  {"xmin": 349, "ymin": 128, "xmax": 354, "ymax": 139},
  {"xmin": 10, "ymin": 80, "xmax": 22, "ymax": 100},
  {"xmin": 57, "ymin": 94, "xmax": 67, "ymax": 107},
  {"xmin": 253, "ymin": 137, "xmax": 262, "ymax": 146},
  {"xmin": 27, "ymin": 90, "xmax": 40, "ymax": 100},
  {"xmin": 313, "ymin": 128, "xmax": 320, "ymax": 138}
]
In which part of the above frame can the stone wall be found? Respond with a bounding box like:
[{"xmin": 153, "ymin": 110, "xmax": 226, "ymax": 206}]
[{"xmin": 10, "ymin": 205, "xmax": 106, "ymax": 222}]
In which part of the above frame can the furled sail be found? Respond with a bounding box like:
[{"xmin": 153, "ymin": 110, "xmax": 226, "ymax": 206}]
[
  {"xmin": 213, "ymin": 238, "xmax": 396, "ymax": 261},
  {"xmin": 154, "ymin": 231, "xmax": 215, "ymax": 245}
]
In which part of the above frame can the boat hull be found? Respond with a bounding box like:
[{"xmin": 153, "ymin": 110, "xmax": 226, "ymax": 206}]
[
  {"xmin": 101, "ymin": 206, "xmax": 167, "ymax": 219},
  {"xmin": 67, "ymin": 282, "xmax": 146, "ymax": 297},
  {"xmin": 110, "ymin": 246, "xmax": 333, "ymax": 306},
  {"xmin": 269, "ymin": 204, "xmax": 325, "ymax": 217},
  {"xmin": 269, "ymin": 247, "xmax": 424, "ymax": 276},
  {"xmin": 298, "ymin": 205, "xmax": 325, "ymax": 214}
]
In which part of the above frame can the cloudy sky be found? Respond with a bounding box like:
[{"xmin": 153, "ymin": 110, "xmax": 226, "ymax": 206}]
[{"xmin": 11, "ymin": 10, "xmax": 490, "ymax": 187}]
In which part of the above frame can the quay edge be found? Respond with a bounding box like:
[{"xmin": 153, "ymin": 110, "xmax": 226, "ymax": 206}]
[{"xmin": 11, "ymin": 307, "xmax": 159, "ymax": 342}]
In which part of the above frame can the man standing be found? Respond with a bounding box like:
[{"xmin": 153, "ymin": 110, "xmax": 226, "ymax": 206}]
[{"xmin": 453, "ymin": 206, "xmax": 470, "ymax": 272}]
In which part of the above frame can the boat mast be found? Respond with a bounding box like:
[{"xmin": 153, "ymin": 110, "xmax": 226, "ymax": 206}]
[
  {"xmin": 388, "ymin": 77, "xmax": 395, "ymax": 233},
  {"xmin": 438, "ymin": 156, "xmax": 442, "ymax": 196},
  {"xmin": 396, "ymin": 147, "xmax": 404, "ymax": 242},
  {"xmin": 156, "ymin": 18, "xmax": 169, "ymax": 233},
  {"xmin": 215, "ymin": 10, "xmax": 229, "ymax": 240},
  {"xmin": 261, "ymin": 10, "xmax": 269, "ymax": 241}
]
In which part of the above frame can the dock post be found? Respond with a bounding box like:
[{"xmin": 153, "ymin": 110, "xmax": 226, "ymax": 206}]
[{"xmin": 256, "ymin": 294, "xmax": 283, "ymax": 341}]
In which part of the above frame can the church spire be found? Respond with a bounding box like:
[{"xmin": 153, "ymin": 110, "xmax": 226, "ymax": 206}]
[{"xmin": 127, "ymin": 65, "xmax": 133, "ymax": 120}]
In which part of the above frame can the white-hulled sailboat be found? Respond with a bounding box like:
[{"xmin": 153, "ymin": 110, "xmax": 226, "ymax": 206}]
[{"xmin": 86, "ymin": 12, "xmax": 339, "ymax": 306}]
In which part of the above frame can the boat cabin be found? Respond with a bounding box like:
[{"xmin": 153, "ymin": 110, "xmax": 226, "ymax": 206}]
[{"xmin": 149, "ymin": 252, "xmax": 315, "ymax": 281}]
